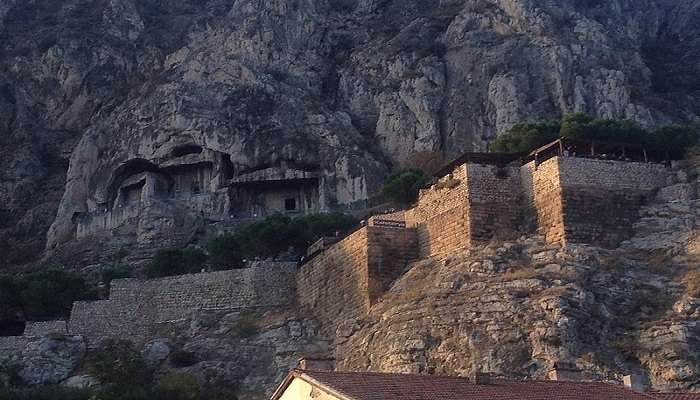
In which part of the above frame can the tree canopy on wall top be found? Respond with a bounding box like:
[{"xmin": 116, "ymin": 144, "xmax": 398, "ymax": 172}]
[
  {"xmin": 381, "ymin": 168, "xmax": 431, "ymax": 206},
  {"xmin": 490, "ymin": 113, "xmax": 698, "ymax": 159}
]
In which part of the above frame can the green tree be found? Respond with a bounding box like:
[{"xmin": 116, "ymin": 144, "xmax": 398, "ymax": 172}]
[
  {"xmin": 86, "ymin": 340, "xmax": 151, "ymax": 388},
  {"xmin": 146, "ymin": 248, "xmax": 208, "ymax": 278},
  {"xmin": 381, "ymin": 168, "xmax": 431, "ymax": 206},
  {"xmin": 560, "ymin": 113, "xmax": 649, "ymax": 143},
  {"xmin": 648, "ymin": 125, "xmax": 699, "ymax": 158},
  {"xmin": 154, "ymin": 371, "xmax": 201, "ymax": 400},
  {"xmin": 207, "ymin": 213, "xmax": 358, "ymax": 263},
  {"xmin": 169, "ymin": 350, "xmax": 199, "ymax": 368},
  {"xmin": 207, "ymin": 234, "xmax": 244, "ymax": 270},
  {"xmin": 490, "ymin": 113, "xmax": 698, "ymax": 158},
  {"xmin": 290, "ymin": 212, "xmax": 357, "ymax": 243},
  {"xmin": 489, "ymin": 119, "xmax": 561, "ymax": 153},
  {"xmin": 19, "ymin": 268, "xmax": 98, "ymax": 320},
  {"xmin": 0, "ymin": 275, "xmax": 23, "ymax": 320},
  {"xmin": 234, "ymin": 214, "xmax": 299, "ymax": 258}
]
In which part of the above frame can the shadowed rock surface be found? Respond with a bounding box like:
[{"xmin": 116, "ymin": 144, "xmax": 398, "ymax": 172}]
[
  {"xmin": 0, "ymin": 0, "xmax": 699, "ymax": 265},
  {"xmin": 2, "ymin": 2, "xmax": 700, "ymax": 397}
]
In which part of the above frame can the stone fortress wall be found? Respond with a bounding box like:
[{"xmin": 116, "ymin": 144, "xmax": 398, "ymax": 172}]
[
  {"xmin": 292, "ymin": 155, "xmax": 670, "ymax": 337},
  {"xmin": 0, "ymin": 321, "xmax": 70, "ymax": 356},
  {"xmin": 521, "ymin": 157, "xmax": 565, "ymax": 243},
  {"xmin": 296, "ymin": 222, "xmax": 418, "ymax": 337},
  {"xmin": 465, "ymin": 163, "xmax": 523, "ymax": 244},
  {"xmin": 555, "ymin": 157, "xmax": 669, "ymax": 246},
  {"xmin": 22, "ymin": 321, "xmax": 68, "ymax": 337},
  {"xmin": 521, "ymin": 157, "xmax": 670, "ymax": 246},
  {"xmin": 404, "ymin": 155, "xmax": 670, "ymax": 257},
  {"xmin": 405, "ymin": 165, "xmax": 470, "ymax": 259},
  {"xmin": 69, "ymin": 263, "xmax": 297, "ymax": 347},
  {"xmin": 4, "ymin": 154, "xmax": 672, "ymax": 350},
  {"xmin": 404, "ymin": 162, "xmax": 524, "ymax": 259}
]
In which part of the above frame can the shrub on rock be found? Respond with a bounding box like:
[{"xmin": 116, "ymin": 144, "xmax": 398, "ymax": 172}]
[
  {"xmin": 86, "ymin": 340, "xmax": 151, "ymax": 388},
  {"xmin": 381, "ymin": 168, "xmax": 431, "ymax": 206},
  {"xmin": 146, "ymin": 248, "xmax": 208, "ymax": 278},
  {"xmin": 169, "ymin": 350, "xmax": 198, "ymax": 368}
]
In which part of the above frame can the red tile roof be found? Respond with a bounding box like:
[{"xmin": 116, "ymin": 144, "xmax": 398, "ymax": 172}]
[
  {"xmin": 272, "ymin": 370, "xmax": 660, "ymax": 400},
  {"xmin": 652, "ymin": 395, "xmax": 700, "ymax": 400}
]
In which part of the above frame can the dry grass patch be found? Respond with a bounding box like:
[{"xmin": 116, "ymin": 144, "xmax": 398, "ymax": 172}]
[
  {"xmin": 682, "ymin": 269, "xmax": 700, "ymax": 297},
  {"xmin": 646, "ymin": 252, "xmax": 678, "ymax": 275},
  {"xmin": 499, "ymin": 268, "xmax": 539, "ymax": 282},
  {"xmin": 611, "ymin": 333, "xmax": 641, "ymax": 361},
  {"xmin": 684, "ymin": 146, "xmax": 700, "ymax": 169}
]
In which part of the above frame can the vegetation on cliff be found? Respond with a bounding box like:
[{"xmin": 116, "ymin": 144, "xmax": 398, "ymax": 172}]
[
  {"xmin": 0, "ymin": 269, "xmax": 97, "ymax": 335},
  {"xmin": 144, "ymin": 212, "xmax": 358, "ymax": 278},
  {"xmin": 0, "ymin": 340, "xmax": 240, "ymax": 400},
  {"xmin": 85, "ymin": 340, "xmax": 238, "ymax": 400},
  {"xmin": 146, "ymin": 248, "xmax": 209, "ymax": 278},
  {"xmin": 206, "ymin": 212, "xmax": 357, "ymax": 266},
  {"xmin": 490, "ymin": 113, "xmax": 698, "ymax": 158},
  {"xmin": 380, "ymin": 168, "xmax": 431, "ymax": 206}
]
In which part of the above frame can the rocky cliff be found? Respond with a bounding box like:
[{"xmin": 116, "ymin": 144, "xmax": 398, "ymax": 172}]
[
  {"xmin": 5, "ymin": 162, "xmax": 700, "ymax": 398},
  {"xmin": 0, "ymin": 0, "xmax": 699, "ymax": 265}
]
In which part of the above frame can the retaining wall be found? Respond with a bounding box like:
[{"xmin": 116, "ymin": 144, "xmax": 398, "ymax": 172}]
[
  {"xmin": 466, "ymin": 164, "xmax": 522, "ymax": 243},
  {"xmin": 23, "ymin": 321, "xmax": 68, "ymax": 337},
  {"xmin": 296, "ymin": 226, "xmax": 418, "ymax": 337},
  {"xmin": 69, "ymin": 263, "xmax": 296, "ymax": 346},
  {"xmin": 405, "ymin": 165, "xmax": 470, "ymax": 259},
  {"xmin": 522, "ymin": 157, "xmax": 670, "ymax": 247}
]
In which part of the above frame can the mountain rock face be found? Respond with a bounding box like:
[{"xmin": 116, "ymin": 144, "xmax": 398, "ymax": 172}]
[{"xmin": 0, "ymin": 0, "xmax": 699, "ymax": 265}]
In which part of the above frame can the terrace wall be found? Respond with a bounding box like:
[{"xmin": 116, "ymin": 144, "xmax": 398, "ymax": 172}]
[
  {"xmin": 405, "ymin": 165, "xmax": 470, "ymax": 259},
  {"xmin": 556, "ymin": 157, "xmax": 669, "ymax": 246},
  {"xmin": 69, "ymin": 263, "xmax": 296, "ymax": 347},
  {"xmin": 466, "ymin": 164, "xmax": 522, "ymax": 243},
  {"xmin": 296, "ymin": 226, "xmax": 418, "ymax": 337}
]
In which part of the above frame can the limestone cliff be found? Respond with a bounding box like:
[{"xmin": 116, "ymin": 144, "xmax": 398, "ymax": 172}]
[{"xmin": 1, "ymin": 0, "xmax": 699, "ymax": 264}]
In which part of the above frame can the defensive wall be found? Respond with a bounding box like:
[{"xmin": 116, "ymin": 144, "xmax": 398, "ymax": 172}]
[
  {"xmin": 296, "ymin": 221, "xmax": 418, "ymax": 337},
  {"xmin": 405, "ymin": 164, "xmax": 470, "ymax": 258},
  {"xmin": 292, "ymin": 155, "xmax": 670, "ymax": 336},
  {"xmin": 0, "ymin": 336, "xmax": 28, "ymax": 355},
  {"xmin": 522, "ymin": 157, "xmax": 670, "ymax": 246},
  {"xmin": 400, "ymin": 155, "xmax": 670, "ymax": 259},
  {"xmin": 69, "ymin": 263, "xmax": 296, "ymax": 346},
  {"xmin": 405, "ymin": 163, "xmax": 523, "ymax": 259},
  {"xmin": 0, "ymin": 321, "xmax": 69, "ymax": 357},
  {"xmin": 2, "ymin": 154, "xmax": 674, "ymax": 349}
]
